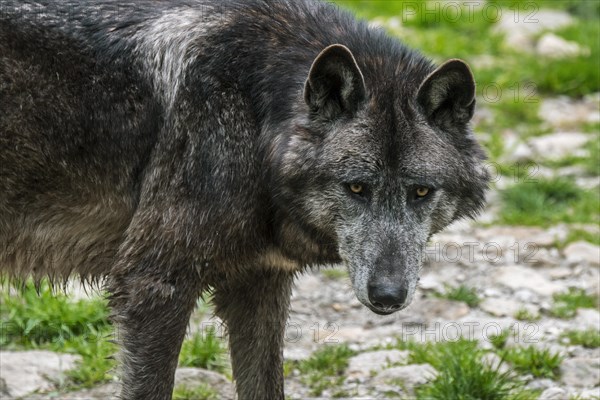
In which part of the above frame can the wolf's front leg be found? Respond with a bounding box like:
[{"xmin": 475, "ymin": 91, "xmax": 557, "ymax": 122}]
[
  {"xmin": 107, "ymin": 258, "xmax": 202, "ymax": 400},
  {"xmin": 214, "ymin": 269, "xmax": 294, "ymax": 400}
]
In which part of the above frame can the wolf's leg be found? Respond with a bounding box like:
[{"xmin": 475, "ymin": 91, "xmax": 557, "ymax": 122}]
[
  {"xmin": 107, "ymin": 253, "xmax": 201, "ymax": 400},
  {"xmin": 214, "ymin": 269, "xmax": 294, "ymax": 400}
]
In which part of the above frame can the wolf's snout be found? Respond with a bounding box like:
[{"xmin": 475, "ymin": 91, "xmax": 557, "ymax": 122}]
[{"xmin": 367, "ymin": 281, "xmax": 408, "ymax": 313}]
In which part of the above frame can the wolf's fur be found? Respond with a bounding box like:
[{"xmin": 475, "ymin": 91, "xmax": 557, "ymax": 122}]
[{"xmin": 0, "ymin": 0, "xmax": 489, "ymax": 399}]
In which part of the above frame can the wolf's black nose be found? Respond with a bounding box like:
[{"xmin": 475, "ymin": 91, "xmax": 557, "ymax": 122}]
[{"xmin": 368, "ymin": 283, "xmax": 407, "ymax": 311}]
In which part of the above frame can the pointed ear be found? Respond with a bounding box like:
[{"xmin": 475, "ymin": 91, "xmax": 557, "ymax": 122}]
[
  {"xmin": 417, "ymin": 59, "xmax": 476, "ymax": 127},
  {"xmin": 304, "ymin": 44, "xmax": 366, "ymax": 119}
]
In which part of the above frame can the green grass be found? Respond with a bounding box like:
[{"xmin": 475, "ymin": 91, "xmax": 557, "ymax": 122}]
[
  {"xmin": 334, "ymin": 0, "xmax": 600, "ymax": 100},
  {"xmin": 561, "ymin": 329, "xmax": 600, "ymax": 349},
  {"xmin": 484, "ymin": 98, "xmax": 545, "ymax": 135},
  {"xmin": 0, "ymin": 281, "xmax": 116, "ymax": 388},
  {"xmin": 388, "ymin": 339, "xmax": 536, "ymax": 400},
  {"xmin": 434, "ymin": 285, "xmax": 481, "ymax": 307},
  {"xmin": 557, "ymin": 228, "xmax": 600, "ymax": 248},
  {"xmin": 480, "ymin": 131, "xmax": 505, "ymax": 162},
  {"xmin": 172, "ymin": 384, "xmax": 219, "ymax": 400},
  {"xmin": 0, "ymin": 281, "xmax": 110, "ymax": 347},
  {"xmin": 498, "ymin": 178, "xmax": 600, "ymax": 227},
  {"xmin": 489, "ymin": 330, "xmax": 511, "ymax": 350},
  {"xmin": 63, "ymin": 331, "xmax": 116, "ymax": 389},
  {"xmin": 336, "ymin": 0, "xmax": 502, "ymax": 61},
  {"xmin": 296, "ymin": 344, "xmax": 356, "ymax": 396},
  {"xmin": 488, "ymin": 0, "xmax": 600, "ymax": 19},
  {"xmin": 543, "ymin": 135, "xmax": 600, "ymax": 176},
  {"xmin": 581, "ymin": 133, "xmax": 600, "ymax": 175},
  {"xmin": 416, "ymin": 355, "xmax": 535, "ymax": 400},
  {"xmin": 499, "ymin": 346, "xmax": 563, "ymax": 379},
  {"xmin": 533, "ymin": 20, "xmax": 600, "ymax": 96},
  {"xmin": 550, "ymin": 288, "xmax": 599, "ymax": 319},
  {"xmin": 178, "ymin": 328, "xmax": 230, "ymax": 374},
  {"xmin": 514, "ymin": 308, "xmax": 541, "ymax": 322}
]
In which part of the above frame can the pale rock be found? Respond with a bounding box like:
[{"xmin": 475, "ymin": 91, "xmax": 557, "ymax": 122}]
[
  {"xmin": 558, "ymin": 165, "xmax": 588, "ymax": 177},
  {"xmin": 417, "ymin": 298, "xmax": 471, "ymax": 321},
  {"xmin": 539, "ymin": 96, "xmax": 600, "ymax": 130},
  {"xmin": 419, "ymin": 274, "xmax": 442, "ymax": 291},
  {"xmin": 527, "ymin": 378, "xmax": 558, "ymax": 391},
  {"xmin": 284, "ymin": 347, "xmax": 311, "ymax": 361},
  {"xmin": 531, "ymin": 248, "xmax": 561, "ymax": 268},
  {"xmin": 564, "ymin": 241, "xmax": 600, "ymax": 267},
  {"xmin": 374, "ymin": 364, "xmax": 437, "ymax": 388},
  {"xmin": 476, "ymin": 226, "xmax": 556, "ymax": 245},
  {"xmin": 494, "ymin": 9, "xmax": 574, "ymax": 51},
  {"xmin": 529, "ymin": 231, "xmax": 563, "ymax": 248},
  {"xmin": 175, "ymin": 367, "xmax": 232, "ymax": 387},
  {"xmin": 334, "ymin": 326, "xmax": 369, "ymax": 342},
  {"xmin": 548, "ymin": 266, "xmax": 573, "ymax": 280},
  {"xmin": 347, "ymin": 350, "xmax": 409, "ymax": 376},
  {"xmin": 511, "ymin": 143, "xmax": 534, "ymax": 162},
  {"xmin": 539, "ymin": 387, "xmax": 568, "ymax": 400},
  {"xmin": 501, "ymin": 130, "xmax": 533, "ymax": 162},
  {"xmin": 292, "ymin": 274, "xmax": 321, "ymax": 296},
  {"xmin": 537, "ymin": 33, "xmax": 587, "ymax": 59},
  {"xmin": 0, "ymin": 350, "xmax": 81, "ymax": 398},
  {"xmin": 24, "ymin": 383, "xmax": 120, "ymax": 400},
  {"xmin": 573, "ymin": 309, "xmax": 600, "ymax": 330},
  {"xmin": 494, "ymin": 265, "xmax": 562, "ymax": 296},
  {"xmin": 484, "ymin": 287, "xmax": 503, "ymax": 297},
  {"xmin": 528, "ymin": 133, "xmax": 590, "ymax": 160},
  {"xmin": 560, "ymin": 358, "xmax": 600, "ymax": 387},
  {"xmin": 576, "ymin": 176, "xmax": 600, "ymax": 190},
  {"xmin": 579, "ymin": 387, "xmax": 600, "ymax": 399},
  {"xmin": 480, "ymin": 298, "xmax": 522, "ymax": 317},
  {"xmin": 514, "ymin": 289, "xmax": 539, "ymax": 303}
]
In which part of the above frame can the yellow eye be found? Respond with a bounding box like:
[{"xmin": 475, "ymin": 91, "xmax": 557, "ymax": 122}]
[
  {"xmin": 416, "ymin": 187, "xmax": 430, "ymax": 198},
  {"xmin": 349, "ymin": 183, "xmax": 363, "ymax": 194}
]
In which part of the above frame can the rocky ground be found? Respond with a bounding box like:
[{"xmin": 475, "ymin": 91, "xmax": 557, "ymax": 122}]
[
  {"xmin": 1, "ymin": 2, "xmax": 599, "ymax": 400},
  {"xmin": 2, "ymin": 218, "xmax": 599, "ymax": 399}
]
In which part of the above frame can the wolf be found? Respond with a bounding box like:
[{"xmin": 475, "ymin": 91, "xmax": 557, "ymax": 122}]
[{"xmin": 0, "ymin": 0, "xmax": 489, "ymax": 398}]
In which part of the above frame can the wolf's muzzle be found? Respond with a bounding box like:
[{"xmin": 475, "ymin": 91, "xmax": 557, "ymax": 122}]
[{"xmin": 367, "ymin": 281, "xmax": 408, "ymax": 314}]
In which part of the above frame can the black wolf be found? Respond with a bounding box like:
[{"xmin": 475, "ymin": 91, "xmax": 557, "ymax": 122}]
[{"xmin": 0, "ymin": 0, "xmax": 489, "ymax": 398}]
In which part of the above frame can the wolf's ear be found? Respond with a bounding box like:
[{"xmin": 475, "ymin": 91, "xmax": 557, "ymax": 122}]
[
  {"xmin": 304, "ymin": 44, "xmax": 366, "ymax": 119},
  {"xmin": 417, "ymin": 59, "xmax": 476, "ymax": 127}
]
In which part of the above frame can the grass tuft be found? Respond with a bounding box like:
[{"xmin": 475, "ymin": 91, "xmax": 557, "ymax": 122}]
[
  {"xmin": 514, "ymin": 308, "xmax": 541, "ymax": 322},
  {"xmin": 178, "ymin": 327, "xmax": 230, "ymax": 374},
  {"xmin": 498, "ymin": 178, "xmax": 600, "ymax": 227},
  {"xmin": 0, "ymin": 281, "xmax": 110, "ymax": 347},
  {"xmin": 172, "ymin": 384, "xmax": 218, "ymax": 400},
  {"xmin": 550, "ymin": 288, "xmax": 598, "ymax": 319},
  {"xmin": 297, "ymin": 344, "xmax": 356, "ymax": 396},
  {"xmin": 561, "ymin": 329, "xmax": 600, "ymax": 349},
  {"xmin": 0, "ymin": 281, "xmax": 115, "ymax": 388},
  {"xmin": 434, "ymin": 285, "xmax": 481, "ymax": 307},
  {"xmin": 489, "ymin": 330, "xmax": 511, "ymax": 350},
  {"xmin": 499, "ymin": 346, "xmax": 563, "ymax": 379},
  {"xmin": 392, "ymin": 339, "xmax": 536, "ymax": 400}
]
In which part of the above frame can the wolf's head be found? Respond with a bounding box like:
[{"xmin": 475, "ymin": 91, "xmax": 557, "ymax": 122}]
[{"xmin": 269, "ymin": 44, "xmax": 489, "ymax": 315}]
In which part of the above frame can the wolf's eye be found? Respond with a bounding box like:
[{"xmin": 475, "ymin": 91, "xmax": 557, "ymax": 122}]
[
  {"xmin": 349, "ymin": 183, "xmax": 364, "ymax": 195},
  {"xmin": 415, "ymin": 187, "xmax": 430, "ymax": 198}
]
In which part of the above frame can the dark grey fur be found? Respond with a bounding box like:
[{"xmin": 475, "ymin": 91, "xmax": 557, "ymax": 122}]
[{"xmin": 0, "ymin": 1, "xmax": 490, "ymax": 399}]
